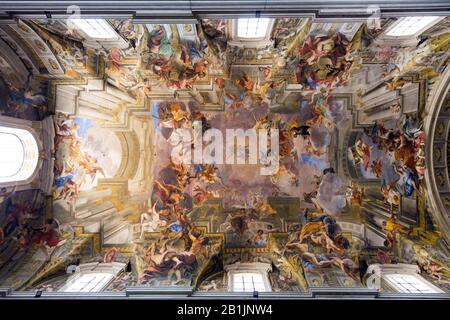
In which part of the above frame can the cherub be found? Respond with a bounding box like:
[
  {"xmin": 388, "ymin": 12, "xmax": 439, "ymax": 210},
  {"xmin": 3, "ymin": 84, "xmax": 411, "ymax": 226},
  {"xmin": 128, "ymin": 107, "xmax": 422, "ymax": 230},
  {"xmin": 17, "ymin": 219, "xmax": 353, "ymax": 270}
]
[
  {"xmin": 170, "ymin": 161, "xmax": 194, "ymax": 187},
  {"xmin": 79, "ymin": 153, "xmax": 106, "ymax": 180},
  {"xmin": 353, "ymin": 139, "xmax": 371, "ymax": 171},
  {"xmin": 346, "ymin": 181, "xmax": 365, "ymax": 206},
  {"xmin": 389, "ymin": 101, "xmax": 402, "ymax": 115},
  {"xmin": 168, "ymin": 102, "xmax": 191, "ymax": 123},
  {"xmin": 108, "ymin": 48, "xmax": 123, "ymax": 72},
  {"xmin": 382, "ymin": 183, "xmax": 401, "ymax": 209},
  {"xmin": 247, "ymin": 229, "xmax": 266, "ymax": 246},
  {"xmin": 253, "ymin": 115, "xmax": 271, "ymax": 131},
  {"xmin": 214, "ymin": 77, "xmax": 226, "ymax": 90},
  {"xmin": 422, "ymin": 261, "xmax": 445, "ymax": 281}
]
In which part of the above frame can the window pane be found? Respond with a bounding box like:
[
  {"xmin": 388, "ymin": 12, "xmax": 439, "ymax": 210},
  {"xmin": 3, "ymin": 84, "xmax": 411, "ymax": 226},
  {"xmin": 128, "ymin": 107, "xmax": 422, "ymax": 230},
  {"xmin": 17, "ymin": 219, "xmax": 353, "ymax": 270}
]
[
  {"xmin": 237, "ymin": 18, "xmax": 271, "ymax": 38},
  {"xmin": 0, "ymin": 133, "xmax": 24, "ymax": 178},
  {"xmin": 232, "ymin": 272, "xmax": 266, "ymax": 292},
  {"xmin": 386, "ymin": 16, "xmax": 442, "ymax": 36}
]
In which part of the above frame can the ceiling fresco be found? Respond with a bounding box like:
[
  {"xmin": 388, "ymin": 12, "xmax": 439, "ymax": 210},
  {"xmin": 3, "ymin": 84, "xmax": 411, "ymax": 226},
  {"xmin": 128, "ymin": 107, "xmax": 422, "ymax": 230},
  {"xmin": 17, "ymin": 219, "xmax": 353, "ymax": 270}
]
[{"xmin": 0, "ymin": 16, "xmax": 450, "ymax": 295}]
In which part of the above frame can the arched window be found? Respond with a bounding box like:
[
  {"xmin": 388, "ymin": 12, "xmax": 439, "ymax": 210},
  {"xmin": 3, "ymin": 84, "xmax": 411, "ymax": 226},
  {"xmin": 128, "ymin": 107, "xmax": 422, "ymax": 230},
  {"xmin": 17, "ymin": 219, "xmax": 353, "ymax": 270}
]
[
  {"xmin": 236, "ymin": 18, "xmax": 272, "ymax": 39},
  {"xmin": 231, "ymin": 272, "xmax": 267, "ymax": 292},
  {"xmin": 0, "ymin": 126, "xmax": 38, "ymax": 184}
]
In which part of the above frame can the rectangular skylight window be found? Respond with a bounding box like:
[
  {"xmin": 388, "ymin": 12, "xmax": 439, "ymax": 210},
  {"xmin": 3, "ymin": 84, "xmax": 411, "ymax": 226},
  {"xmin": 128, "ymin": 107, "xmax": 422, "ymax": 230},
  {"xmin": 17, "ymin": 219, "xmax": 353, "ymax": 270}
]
[
  {"xmin": 386, "ymin": 16, "xmax": 442, "ymax": 37},
  {"xmin": 70, "ymin": 19, "xmax": 117, "ymax": 39},
  {"xmin": 384, "ymin": 274, "xmax": 442, "ymax": 293},
  {"xmin": 237, "ymin": 18, "xmax": 271, "ymax": 39},
  {"xmin": 232, "ymin": 272, "xmax": 267, "ymax": 292},
  {"xmin": 64, "ymin": 273, "xmax": 113, "ymax": 292}
]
